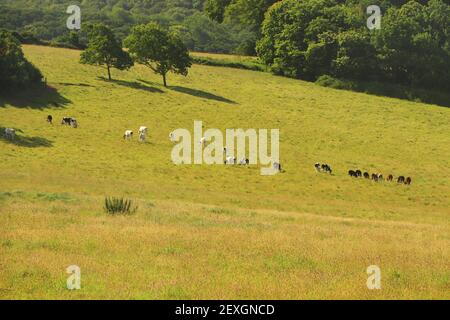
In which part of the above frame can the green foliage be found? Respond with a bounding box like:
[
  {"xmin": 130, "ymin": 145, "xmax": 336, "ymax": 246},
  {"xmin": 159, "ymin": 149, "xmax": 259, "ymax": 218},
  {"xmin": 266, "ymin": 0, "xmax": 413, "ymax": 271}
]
[
  {"xmin": 204, "ymin": 0, "xmax": 232, "ymax": 23},
  {"xmin": 315, "ymin": 75, "xmax": 450, "ymax": 106},
  {"xmin": 0, "ymin": 0, "xmax": 253, "ymax": 54},
  {"xmin": 0, "ymin": 29, "xmax": 43, "ymax": 89},
  {"xmin": 192, "ymin": 56, "xmax": 266, "ymax": 72},
  {"xmin": 51, "ymin": 31, "xmax": 85, "ymax": 50},
  {"xmin": 125, "ymin": 23, "xmax": 192, "ymax": 87},
  {"xmin": 104, "ymin": 197, "xmax": 137, "ymax": 215},
  {"xmin": 205, "ymin": 0, "xmax": 278, "ymax": 54},
  {"xmin": 80, "ymin": 24, "xmax": 133, "ymax": 80},
  {"xmin": 257, "ymin": 0, "xmax": 450, "ymax": 91}
]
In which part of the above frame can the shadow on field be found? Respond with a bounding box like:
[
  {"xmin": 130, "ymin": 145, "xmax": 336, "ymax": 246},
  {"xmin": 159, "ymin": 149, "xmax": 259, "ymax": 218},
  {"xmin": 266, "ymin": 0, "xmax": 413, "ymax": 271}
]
[
  {"xmin": 0, "ymin": 127, "xmax": 53, "ymax": 148},
  {"xmin": 316, "ymin": 77, "xmax": 450, "ymax": 108},
  {"xmin": 57, "ymin": 82, "xmax": 94, "ymax": 88},
  {"xmin": 99, "ymin": 77, "xmax": 164, "ymax": 93},
  {"xmin": 169, "ymin": 86, "xmax": 236, "ymax": 104},
  {"xmin": 0, "ymin": 85, "xmax": 71, "ymax": 110}
]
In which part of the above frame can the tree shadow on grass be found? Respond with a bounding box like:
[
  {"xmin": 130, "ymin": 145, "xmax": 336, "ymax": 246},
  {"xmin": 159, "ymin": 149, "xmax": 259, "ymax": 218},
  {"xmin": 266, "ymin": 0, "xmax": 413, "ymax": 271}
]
[
  {"xmin": 98, "ymin": 77, "xmax": 164, "ymax": 93},
  {"xmin": 0, "ymin": 127, "xmax": 53, "ymax": 148},
  {"xmin": 57, "ymin": 82, "xmax": 95, "ymax": 88},
  {"xmin": 168, "ymin": 86, "xmax": 237, "ymax": 104},
  {"xmin": 0, "ymin": 85, "xmax": 71, "ymax": 109}
]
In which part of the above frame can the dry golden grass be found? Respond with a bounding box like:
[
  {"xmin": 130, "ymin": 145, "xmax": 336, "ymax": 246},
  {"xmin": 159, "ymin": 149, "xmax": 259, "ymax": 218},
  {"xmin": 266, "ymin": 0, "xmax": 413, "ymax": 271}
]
[{"xmin": 0, "ymin": 194, "xmax": 448, "ymax": 299}]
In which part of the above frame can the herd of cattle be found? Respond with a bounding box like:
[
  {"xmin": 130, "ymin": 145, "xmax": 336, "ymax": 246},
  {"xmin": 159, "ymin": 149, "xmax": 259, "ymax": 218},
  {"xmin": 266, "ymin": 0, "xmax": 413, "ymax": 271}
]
[
  {"xmin": 348, "ymin": 169, "xmax": 412, "ymax": 185},
  {"xmin": 3, "ymin": 117, "xmax": 411, "ymax": 185},
  {"xmin": 123, "ymin": 126, "xmax": 149, "ymax": 142},
  {"xmin": 314, "ymin": 162, "xmax": 412, "ymax": 185}
]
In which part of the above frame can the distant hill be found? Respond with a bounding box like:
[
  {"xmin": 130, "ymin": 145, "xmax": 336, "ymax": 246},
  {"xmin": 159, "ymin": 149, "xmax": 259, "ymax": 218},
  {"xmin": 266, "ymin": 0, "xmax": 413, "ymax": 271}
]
[{"xmin": 0, "ymin": 0, "xmax": 252, "ymax": 53}]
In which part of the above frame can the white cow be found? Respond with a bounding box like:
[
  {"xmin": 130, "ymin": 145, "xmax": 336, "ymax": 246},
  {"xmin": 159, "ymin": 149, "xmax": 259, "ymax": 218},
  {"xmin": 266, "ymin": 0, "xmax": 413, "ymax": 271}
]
[
  {"xmin": 138, "ymin": 126, "xmax": 148, "ymax": 142},
  {"xmin": 139, "ymin": 126, "xmax": 148, "ymax": 135},
  {"xmin": 225, "ymin": 156, "xmax": 236, "ymax": 165},
  {"xmin": 199, "ymin": 137, "xmax": 207, "ymax": 145},
  {"xmin": 239, "ymin": 158, "xmax": 249, "ymax": 165},
  {"xmin": 169, "ymin": 132, "xmax": 176, "ymax": 142},
  {"xmin": 4, "ymin": 128, "xmax": 15, "ymax": 140},
  {"xmin": 123, "ymin": 130, "xmax": 133, "ymax": 140}
]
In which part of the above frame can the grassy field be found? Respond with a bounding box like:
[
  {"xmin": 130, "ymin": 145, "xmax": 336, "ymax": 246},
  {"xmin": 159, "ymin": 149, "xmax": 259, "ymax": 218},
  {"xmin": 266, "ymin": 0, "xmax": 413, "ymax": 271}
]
[{"xmin": 0, "ymin": 45, "xmax": 449, "ymax": 299}]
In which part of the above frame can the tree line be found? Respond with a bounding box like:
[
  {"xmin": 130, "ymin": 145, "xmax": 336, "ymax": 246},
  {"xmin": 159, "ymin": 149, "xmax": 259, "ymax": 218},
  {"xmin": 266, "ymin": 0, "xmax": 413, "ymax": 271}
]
[
  {"xmin": 0, "ymin": 0, "xmax": 254, "ymax": 54},
  {"xmin": 207, "ymin": 0, "xmax": 450, "ymax": 91}
]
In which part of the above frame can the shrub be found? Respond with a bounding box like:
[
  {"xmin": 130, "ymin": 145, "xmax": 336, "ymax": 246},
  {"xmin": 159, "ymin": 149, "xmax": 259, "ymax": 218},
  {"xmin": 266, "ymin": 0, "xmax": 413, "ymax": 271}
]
[
  {"xmin": 192, "ymin": 56, "xmax": 266, "ymax": 72},
  {"xmin": 104, "ymin": 197, "xmax": 137, "ymax": 215},
  {"xmin": 0, "ymin": 30, "xmax": 43, "ymax": 89}
]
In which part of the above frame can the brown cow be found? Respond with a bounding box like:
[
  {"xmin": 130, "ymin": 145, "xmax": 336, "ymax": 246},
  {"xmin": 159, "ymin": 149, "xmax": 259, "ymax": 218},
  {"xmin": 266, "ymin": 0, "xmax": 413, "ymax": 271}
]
[{"xmin": 405, "ymin": 177, "xmax": 412, "ymax": 185}]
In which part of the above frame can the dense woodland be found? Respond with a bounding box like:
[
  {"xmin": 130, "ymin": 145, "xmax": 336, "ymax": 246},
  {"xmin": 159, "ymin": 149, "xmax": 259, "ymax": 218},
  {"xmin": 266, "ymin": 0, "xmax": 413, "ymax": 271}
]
[
  {"xmin": 0, "ymin": 0, "xmax": 449, "ymax": 92},
  {"xmin": 0, "ymin": 0, "xmax": 253, "ymax": 54}
]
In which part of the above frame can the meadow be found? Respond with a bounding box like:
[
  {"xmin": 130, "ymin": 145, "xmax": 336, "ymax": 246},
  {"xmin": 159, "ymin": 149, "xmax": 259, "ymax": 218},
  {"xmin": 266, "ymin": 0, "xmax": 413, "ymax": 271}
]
[{"xmin": 0, "ymin": 45, "xmax": 449, "ymax": 299}]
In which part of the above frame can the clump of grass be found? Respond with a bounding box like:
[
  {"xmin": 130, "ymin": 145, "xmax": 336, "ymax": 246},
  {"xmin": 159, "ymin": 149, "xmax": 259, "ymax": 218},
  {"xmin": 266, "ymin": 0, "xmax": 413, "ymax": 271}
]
[{"xmin": 104, "ymin": 197, "xmax": 137, "ymax": 215}]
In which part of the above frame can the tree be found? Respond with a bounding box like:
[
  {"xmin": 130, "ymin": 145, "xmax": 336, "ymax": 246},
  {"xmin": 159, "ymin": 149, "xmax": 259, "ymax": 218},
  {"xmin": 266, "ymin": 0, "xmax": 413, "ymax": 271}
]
[
  {"xmin": 80, "ymin": 24, "xmax": 133, "ymax": 80},
  {"xmin": 373, "ymin": 0, "xmax": 450, "ymax": 89},
  {"xmin": 124, "ymin": 23, "xmax": 192, "ymax": 87},
  {"xmin": 0, "ymin": 29, "xmax": 43, "ymax": 89},
  {"xmin": 333, "ymin": 30, "xmax": 377, "ymax": 80},
  {"xmin": 205, "ymin": 0, "xmax": 232, "ymax": 23}
]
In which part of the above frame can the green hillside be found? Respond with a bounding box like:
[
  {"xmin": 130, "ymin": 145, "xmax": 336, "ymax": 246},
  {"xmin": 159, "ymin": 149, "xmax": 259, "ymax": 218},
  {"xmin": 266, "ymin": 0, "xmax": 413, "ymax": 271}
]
[{"xmin": 0, "ymin": 45, "xmax": 449, "ymax": 299}]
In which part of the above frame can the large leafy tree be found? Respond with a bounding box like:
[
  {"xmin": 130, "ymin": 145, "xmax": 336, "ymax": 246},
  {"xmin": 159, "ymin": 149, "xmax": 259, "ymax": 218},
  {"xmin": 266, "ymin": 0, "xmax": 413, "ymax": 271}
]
[
  {"xmin": 256, "ymin": 0, "xmax": 450, "ymax": 90},
  {"xmin": 205, "ymin": 0, "xmax": 278, "ymax": 54},
  {"xmin": 124, "ymin": 23, "xmax": 192, "ymax": 87},
  {"xmin": 257, "ymin": 0, "xmax": 357, "ymax": 79},
  {"xmin": 0, "ymin": 29, "xmax": 42, "ymax": 89},
  {"xmin": 373, "ymin": 0, "xmax": 450, "ymax": 89},
  {"xmin": 80, "ymin": 24, "xmax": 133, "ymax": 80}
]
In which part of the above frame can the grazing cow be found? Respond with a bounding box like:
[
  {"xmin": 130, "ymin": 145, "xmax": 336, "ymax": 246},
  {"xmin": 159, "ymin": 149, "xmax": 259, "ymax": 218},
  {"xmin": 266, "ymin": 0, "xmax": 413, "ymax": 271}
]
[
  {"xmin": 199, "ymin": 137, "xmax": 207, "ymax": 145},
  {"xmin": 239, "ymin": 158, "xmax": 250, "ymax": 165},
  {"xmin": 314, "ymin": 163, "xmax": 321, "ymax": 172},
  {"xmin": 405, "ymin": 177, "xmax": 412, "ymax": 185},
  {"xmin": 397, "ymin": 176, "xmax": 405, "ymax": 184},
  {"xmin": 355, "ymin": 170, "xmax": 362, "ymax": 177},
  {"xmin": 70, "ymin": 119, "xmax": 78, "ymax": 128},
  {"xmin": 387, "ymin": 174, "xmax": 394, "ymax": 182},
  {"xmin": 4, "ymin": 128, "xmax": 15, "ymax": 140},
  {"xmin": 139, "ymin": 126, "xmax": 148, "ymax": 135},
  {"xmin": 169, "ymin": 132, "xmax": 176, "ymax": 142},
  {"xmin": 123, "ymin": 130, "xmax": 133, "ymax": 140},
  {"xmin": 323, "ymin": 164, "xmax": 332, "ymax": 174},
  {"xmin": 372, "ymin": 173, "xmax": 379, "ymax": 182},
  {"xmin": 348, "ymin": 170, "xmax": 356, "ymax": 177},
  {"xmin": 377, "ymin": 174, "xmax": 384, "ymax": 181},
  {"xmin": 225, "ymin": 156, "xmax": 236, "ymax": 165},
  {"xmin": 274, "ymin": 162, "xmax": 282, "ymax": 172},
  {"xmin": 364, "ymin": 172, "xmax": 370, "ymax": 179},
  {"xmin": 138, "ymin": 127, "xmax": 148, "ymax": 142},
  {"xmin": 47, "ymin": 115, "xmax": 53, "ymax": 124},
  {"xmin": 61, "ymin": 117, "xmax": 73, "ymax": 125}
]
